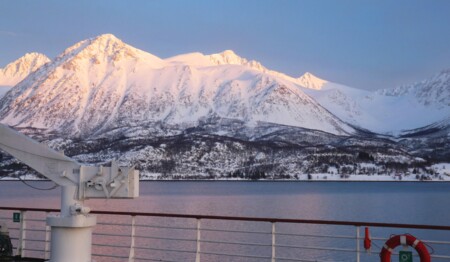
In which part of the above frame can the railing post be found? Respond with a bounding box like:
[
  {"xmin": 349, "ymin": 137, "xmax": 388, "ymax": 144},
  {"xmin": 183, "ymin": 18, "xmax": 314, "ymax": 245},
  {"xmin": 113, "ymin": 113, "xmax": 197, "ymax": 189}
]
[
  {"xmin": 17, "ymin": 210, "xmax": 26, "ymax": 257},
  {"xmin": 44, "ymin": 212, "xmax": 51, "ymax": 260},
  {"xmin": 195, "ymin": 218, "xmax": 201, "ymax": 262},
  {"xmin": 129, "ymin": 215, "xmax": 136, "ymax": 262},
  {"xmin": 272, "ymin": 222, "xmax": 276, "ymax": 262},
  {"xmin": 356, "ymin": 226, "xmax": 360, "ymax": 262}
]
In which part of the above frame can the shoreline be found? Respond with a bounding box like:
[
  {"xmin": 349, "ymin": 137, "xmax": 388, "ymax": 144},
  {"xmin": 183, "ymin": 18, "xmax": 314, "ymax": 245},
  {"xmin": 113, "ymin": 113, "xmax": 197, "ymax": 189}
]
[{"xmin": 1, "ymin": 178, "xmax": 449, "ymax": 182}]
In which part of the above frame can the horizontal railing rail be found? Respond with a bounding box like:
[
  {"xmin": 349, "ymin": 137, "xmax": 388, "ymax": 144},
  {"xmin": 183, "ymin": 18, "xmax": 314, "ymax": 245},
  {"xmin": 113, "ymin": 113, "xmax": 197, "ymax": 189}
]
[
  {"xmin": 2, "ymin": 206, "xmax": 450, "ymax": 230},
  {"xmin": 1, "ymin": 206, "xmax": 450, "ymax": 262}
]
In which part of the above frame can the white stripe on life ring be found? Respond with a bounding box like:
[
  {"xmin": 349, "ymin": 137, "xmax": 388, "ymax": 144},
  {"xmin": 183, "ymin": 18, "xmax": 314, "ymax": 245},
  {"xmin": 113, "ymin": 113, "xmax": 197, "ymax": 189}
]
[
  {"xmin": 412, "ymin": 239, "xmax": 420, "ymax": 248},
  {"xmin": 400, "ymin": 235, "xmax": 407, "ymax": 246},
  {"xmin": 383, "ymin": 244, "xmax": 393, "ymax": 253}
]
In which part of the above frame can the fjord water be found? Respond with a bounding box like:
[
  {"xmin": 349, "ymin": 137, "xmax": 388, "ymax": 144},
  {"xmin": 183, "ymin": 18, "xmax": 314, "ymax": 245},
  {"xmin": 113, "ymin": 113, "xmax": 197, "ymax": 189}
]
[
  {"xmin": 2, "ymin": 181, "xmax": 450, "ymax": 223},
  {"xmin": 1, "ymin": 181, "xmax": 449, "ymax": 261}
]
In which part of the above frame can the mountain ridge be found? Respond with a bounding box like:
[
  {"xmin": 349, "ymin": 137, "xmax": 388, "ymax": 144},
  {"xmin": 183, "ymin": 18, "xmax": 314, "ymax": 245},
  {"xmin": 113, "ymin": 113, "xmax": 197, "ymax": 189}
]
[
  {"xmin": 0, "ymin": 34, "xmax": 355, "ymax": 137},
  {"xmin": 0, "ymin": 34, "xmax": 448, "ymax": 179},
  {"xmin": 300, "ymin": 73, "xmax": 449, "ymax": 134},
  {"xmin": 0, "ymin": 34, "xmax": 448, "ymax": 136}
]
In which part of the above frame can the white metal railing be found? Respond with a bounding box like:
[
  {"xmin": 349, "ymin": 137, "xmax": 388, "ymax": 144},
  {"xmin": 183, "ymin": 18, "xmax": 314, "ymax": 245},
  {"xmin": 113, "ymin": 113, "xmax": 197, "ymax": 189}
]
[{"xmin": 1, "ymin": 207, "xmax": 450, "ymax": 261}]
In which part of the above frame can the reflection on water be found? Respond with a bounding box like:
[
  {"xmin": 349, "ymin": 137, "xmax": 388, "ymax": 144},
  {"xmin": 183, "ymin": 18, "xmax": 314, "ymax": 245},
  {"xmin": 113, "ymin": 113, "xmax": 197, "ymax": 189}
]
[
  {"xmin": 1, "ymin": 181, "xmax": 450, "ymax": 223},
  {"xmin": 0, "ymin": 181, "xmax": 450, "ymax": 261}
]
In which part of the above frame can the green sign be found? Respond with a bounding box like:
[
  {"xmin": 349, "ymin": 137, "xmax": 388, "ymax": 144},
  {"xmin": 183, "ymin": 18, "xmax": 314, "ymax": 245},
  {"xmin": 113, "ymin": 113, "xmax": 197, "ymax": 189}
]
[
  {"xmin": 13, "ymin": 212, "xmax": 20, "ymax": 223},
  {"xmin": 399, "ymin": 251, "xmax": 413, "ymax": 262}
]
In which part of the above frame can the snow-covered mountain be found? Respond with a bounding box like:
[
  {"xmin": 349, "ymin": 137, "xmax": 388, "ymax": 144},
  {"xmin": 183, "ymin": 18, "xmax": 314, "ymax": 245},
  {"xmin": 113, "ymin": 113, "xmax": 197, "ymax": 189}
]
[
  {"xmin": 0, "ymin": 52, "xmax": 50, "ymax": 86},
  {"xmin": 168, "ymin": 49, "xmax": 449, "ymax": 135},
  {"xmin": 0, "ymin": 34, "xmax": 448, "ymax": 136},
  {"xmin": 0, "ymin": 34, "xmax": 354, "ymax": 137},
  {"xmin": 377, "ymin": 69, "xmax": 450, "ymax": 109},
  {"xmin": 0, "ymin": 34, "xmax": 449, "ymax": 179},
  {"xmin": 299, "ymin": 73, "xmax": 449, "ymax": 134}
]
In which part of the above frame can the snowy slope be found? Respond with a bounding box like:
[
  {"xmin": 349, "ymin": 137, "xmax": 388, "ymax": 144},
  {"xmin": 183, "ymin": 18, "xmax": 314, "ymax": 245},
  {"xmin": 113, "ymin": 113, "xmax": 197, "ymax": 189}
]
[
  {"xmin": 0, "ymin": 86, "xmax": 11, "ymax": 98},
  {"xmin": 0, "ymin": 53, "xmax": 50, "ymax": 86},
  {"xmin": 299, "ymin": 73, "xmax": 450, "ymax": 134},
  {"xmin": 169, "ymin": 52, "xmax": 449, "ymax": 134},
  {"xmin": 377, "ymin": 69, "xmax": 450, "ymax": 109},
  {"xmin": 0, "ymin": 34, "xmax": 355, "ymax": 137}
]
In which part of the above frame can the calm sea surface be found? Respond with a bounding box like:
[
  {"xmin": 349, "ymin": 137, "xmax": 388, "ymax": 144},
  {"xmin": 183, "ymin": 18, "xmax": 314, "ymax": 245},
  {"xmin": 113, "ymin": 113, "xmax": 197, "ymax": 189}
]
[
  {"xmin": 0, "ymin": 181, "xmax": 449, "ymax": 261},
  {"xmin": 1, "ymin": 181, "xmax": 449, "ymax": 224}
]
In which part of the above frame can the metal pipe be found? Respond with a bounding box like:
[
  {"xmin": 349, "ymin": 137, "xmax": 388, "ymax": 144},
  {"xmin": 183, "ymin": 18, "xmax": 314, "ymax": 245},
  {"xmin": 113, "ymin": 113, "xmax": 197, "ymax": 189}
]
[
  {"xmin": 356, "ymin": 226, "xmax": 360, "ymax": 262},
  {"xmin": 272, "ymin": 222, "xmax": 276, "ymax": 262},
  {"xmin": 195, "ymin": 218, "xmax": 201, "ymax": 262}
]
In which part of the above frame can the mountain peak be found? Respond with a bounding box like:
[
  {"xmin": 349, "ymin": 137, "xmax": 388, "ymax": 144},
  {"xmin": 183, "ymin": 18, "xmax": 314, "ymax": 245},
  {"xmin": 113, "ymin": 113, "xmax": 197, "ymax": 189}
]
[
  {"xmin": 89, "ymin": 34, "xmax": 126, "ymax": 49},
  {"xmin": 56, "ymin": 34, "xmax": 165, "ymax": 70},
  {"xmin": 93, "ymin": 33, "xmax": 121, "ymax": 41},
  {"xmin": 60, "ymin": 33, "xmax": 128, "ymax": 59},
  {"xmin": 209, "ymin": 50, "xmax": 244, "ymax": 65},
  {"xmin": 219, "ymin": 49, "xmax": 238, "ymax": 57},
  {"xmin": 0, "ymin": 52, "xmax": 50, "ymax": 86},
  {"xmin": 21, "ymin": 52, "xmax": 49, "ymax": 60},
  {"xmin": 207, "ymin": 50, "xmax": 265, "ymax": 72},
  {"xmin": 2, "ymin": 52, "xmax": 50, "ymax": 69},
  {"xmin": 297, "ymin": 72, "xmax": 328, "ymax": 90}
]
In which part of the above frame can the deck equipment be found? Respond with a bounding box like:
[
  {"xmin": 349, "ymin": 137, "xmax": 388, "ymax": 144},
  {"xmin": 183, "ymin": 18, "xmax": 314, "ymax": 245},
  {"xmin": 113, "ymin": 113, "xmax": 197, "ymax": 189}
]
[
  {"xmin": 364, "ymin": 226, "xmax": 371, "ymax": 251},
  {"xmin": 0, "ymin": 124, "xmax": 139, "ymax": 262}
]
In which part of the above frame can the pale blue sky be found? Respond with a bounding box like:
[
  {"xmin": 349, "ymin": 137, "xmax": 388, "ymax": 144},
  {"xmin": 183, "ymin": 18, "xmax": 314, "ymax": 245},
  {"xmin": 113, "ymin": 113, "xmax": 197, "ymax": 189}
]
[{"xmin": 1, "ymin": 0, "xmax": 450, "ymax": 90}]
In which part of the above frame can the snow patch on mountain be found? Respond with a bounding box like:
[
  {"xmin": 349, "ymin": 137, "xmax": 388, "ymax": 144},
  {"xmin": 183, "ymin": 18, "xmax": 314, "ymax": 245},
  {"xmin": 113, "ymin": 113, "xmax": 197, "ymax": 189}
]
[{"xmin": 0, "ymin": 53, "xmax": 50, "ymax": 86}]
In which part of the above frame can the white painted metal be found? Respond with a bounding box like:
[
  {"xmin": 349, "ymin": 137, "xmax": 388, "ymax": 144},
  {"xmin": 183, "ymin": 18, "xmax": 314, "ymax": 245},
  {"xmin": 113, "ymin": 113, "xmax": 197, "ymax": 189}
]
[
  {"xmin": 129, "ymin": 215, "xmax": 136, "ymax": 262},
  {"xmin": 356, "ymin": 226, "xmax": 360, "ymax": 262},
  {"xmin": 47, "ymin": 218, "xmax": 95, "ymax": 262},
  {"xmin": 0, "ymin": 124, "xmax": 139, "ymax": 200},
  {"xmin": 272, "ymin": 222, "xmax": 276, "ymax": 262},
  {"xmin": 4, "ymin": 208, "xmax": 450, "ymax": 261},
  {"xmin": 0, "ymin": 124, "xmax": 139, "ymax": 262},
  {"xmin": 195, "ymin": 219, "xmax": 201, "ymax": 262},
  {"xmin": 17, "ymin": 211, "xmax": 26, "ymax": 257},
  {"xmin": 46, "ymin": 186, "xmax": 97, "ymax": 262},
  {"xmin": 0, "ymin": 124, "xmax": 79, "ymax": 186},
  {"xmin": 44, "ymin": 212, "xmax": 51, "ymax": 261},
  {"xmin": 81, "ymin": 164, "xmax": 139, "ymax": 199}
]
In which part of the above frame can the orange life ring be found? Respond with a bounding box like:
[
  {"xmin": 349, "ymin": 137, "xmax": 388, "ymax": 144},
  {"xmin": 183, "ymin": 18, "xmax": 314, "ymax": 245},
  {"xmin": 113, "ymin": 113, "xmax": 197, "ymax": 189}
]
[{"xmin": 380, "ymin": 234, "xmax": 430, "ymax": 262}]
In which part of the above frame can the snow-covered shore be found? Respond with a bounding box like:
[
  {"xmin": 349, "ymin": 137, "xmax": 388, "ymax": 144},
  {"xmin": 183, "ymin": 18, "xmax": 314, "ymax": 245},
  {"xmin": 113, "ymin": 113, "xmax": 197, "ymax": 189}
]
[{"xmin": 2, "ymin": 163, "xmax": 449, "ymax": 182}]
